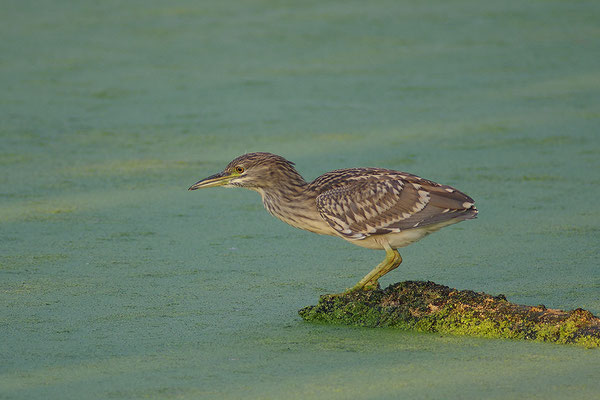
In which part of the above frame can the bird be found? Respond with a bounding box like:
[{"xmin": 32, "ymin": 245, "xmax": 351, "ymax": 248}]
[{"xmin": 189, "ymin": 152, "xmax": 477, "ymax": 292}]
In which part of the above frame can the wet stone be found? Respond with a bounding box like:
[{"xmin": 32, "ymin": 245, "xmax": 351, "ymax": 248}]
[{"xmin": 299, "ymin": 281, "xmax": 600, "ymax": 348}]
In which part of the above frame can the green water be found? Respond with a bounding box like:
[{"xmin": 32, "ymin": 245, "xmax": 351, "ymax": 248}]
[{"xmin": 2, "ymin": 1, "xmax": 599, "ymax": 398}]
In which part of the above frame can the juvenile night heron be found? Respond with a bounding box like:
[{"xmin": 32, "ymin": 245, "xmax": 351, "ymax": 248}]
[{"xmin": 189, "ymin": 152, "xmax": 477, "ymax": 291}]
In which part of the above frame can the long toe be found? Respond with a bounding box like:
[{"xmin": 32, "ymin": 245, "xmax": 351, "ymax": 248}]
[{"xmin": 344, "ymin": 281, "xmax": 380, "ymax": 294}]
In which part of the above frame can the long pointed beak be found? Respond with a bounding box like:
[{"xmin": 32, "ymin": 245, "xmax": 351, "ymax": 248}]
[{"xmin": 188, "ymin": 171, "xmax": 233, "ymax": 190}]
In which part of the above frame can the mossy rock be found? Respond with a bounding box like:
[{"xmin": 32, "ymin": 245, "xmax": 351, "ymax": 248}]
[{"xmin": 299, "ymin": 281, "xmax": 600, "ymax": 348}]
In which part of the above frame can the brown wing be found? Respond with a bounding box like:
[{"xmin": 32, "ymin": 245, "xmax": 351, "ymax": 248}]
[{"xmin": 315, "ymin": 173, "xmax": 477, "ymax": 240}]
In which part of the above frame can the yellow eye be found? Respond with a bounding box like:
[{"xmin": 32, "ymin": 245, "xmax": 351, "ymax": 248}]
[{"xmin": 235, "ymin": 166, "xmax": 244, "ymax": 174}]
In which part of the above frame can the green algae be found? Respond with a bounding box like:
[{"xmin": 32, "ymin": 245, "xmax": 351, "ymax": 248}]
[
  {"xmin": 2, "ymin": 0, "xmax": 600, "ymax": 398},
  {"xmin": 299, "ymin": 281, "xmax": 600, "ymax": 348}
]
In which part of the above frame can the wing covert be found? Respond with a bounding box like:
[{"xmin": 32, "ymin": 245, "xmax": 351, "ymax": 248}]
[{"xmin": 315, "ymin": 175, "xmax": 476, "ymax": 240}]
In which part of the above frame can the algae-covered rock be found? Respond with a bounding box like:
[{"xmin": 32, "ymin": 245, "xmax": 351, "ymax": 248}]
[{"xmin": 299, "ymin": 281, "xmax": 600, "ymax": 348}]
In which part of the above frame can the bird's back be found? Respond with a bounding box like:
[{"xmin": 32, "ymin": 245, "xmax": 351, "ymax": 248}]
[{"xmin": 311, "ymin": 168, "xmax": 477, "ymax": 246}]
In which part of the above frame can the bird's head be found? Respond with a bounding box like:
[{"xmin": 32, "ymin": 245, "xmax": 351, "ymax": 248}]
[{"xmin": 188, "ymin": 152, "xmax": 304, "ymax": 191}]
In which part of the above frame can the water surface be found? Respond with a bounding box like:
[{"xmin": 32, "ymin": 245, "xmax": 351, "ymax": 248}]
[{"xmin": 2, "ymin": 1, "xmax": 599, "ymax": 398}]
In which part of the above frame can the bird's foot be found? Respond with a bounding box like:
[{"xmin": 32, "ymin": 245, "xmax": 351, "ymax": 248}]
[{"xmin": 342, "ymin": 281, "xmax": 381, "ymax": 294}]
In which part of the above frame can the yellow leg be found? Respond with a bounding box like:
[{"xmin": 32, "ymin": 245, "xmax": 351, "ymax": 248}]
[
  {"xmin": 367, "ymin": 250, "xmax": 402, "ymax": 287},
  {"xmin": 348, "ymin": 243, "xmax": 403, "ymax": 292}
]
